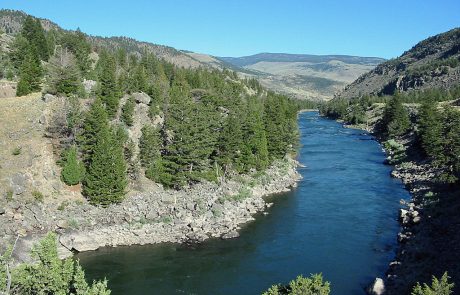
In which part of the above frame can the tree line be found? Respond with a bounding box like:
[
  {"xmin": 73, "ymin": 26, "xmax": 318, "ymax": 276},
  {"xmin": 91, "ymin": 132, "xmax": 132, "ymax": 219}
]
[
  {"xmin": 4, "ymin": 16, "xmax": 302, "ymax": 205},
  {"xmin": 319, "ymin": 90, "xmax": 460, "ymax": 185}
]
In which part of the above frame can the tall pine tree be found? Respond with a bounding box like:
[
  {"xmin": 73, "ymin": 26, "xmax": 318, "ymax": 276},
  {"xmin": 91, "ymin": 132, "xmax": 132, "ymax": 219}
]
[{"xmin": 83, "ymin": 126, "xmax": 127, "ymax": 205}]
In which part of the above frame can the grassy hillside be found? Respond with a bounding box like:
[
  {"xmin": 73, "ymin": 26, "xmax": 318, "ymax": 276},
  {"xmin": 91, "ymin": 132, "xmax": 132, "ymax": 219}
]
[
  {"xmin": 337, "ymin": 28, "xmax": 460, "ymax": 100},
  {"xmin": 219, "ymin": 53, "xmax": 385, "ymax": 100}
]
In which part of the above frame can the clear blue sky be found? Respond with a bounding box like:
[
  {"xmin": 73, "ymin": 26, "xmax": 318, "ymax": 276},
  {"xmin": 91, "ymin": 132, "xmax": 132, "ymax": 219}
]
[{"xmin": 1, "ymin": 0, "xmax": 459, "ymax": 59}]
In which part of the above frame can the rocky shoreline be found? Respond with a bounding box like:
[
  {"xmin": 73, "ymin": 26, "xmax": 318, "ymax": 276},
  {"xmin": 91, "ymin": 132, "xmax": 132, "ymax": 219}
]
[
  {"xmin": 1, "ymin": 158, "xmax": 301, "ymax": 263},
  {"xmin": 341, "ymin": 121, "xmax": 455, "ymax": 295}
]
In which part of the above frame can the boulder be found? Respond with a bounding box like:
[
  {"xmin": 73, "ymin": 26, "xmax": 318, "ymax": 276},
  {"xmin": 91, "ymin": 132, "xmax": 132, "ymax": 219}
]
[
  {"xmin": 42, "ymin": 93, "xmax": 56, "ymax": 103},
  {"xmin": 132, "ymin": 92, "xmax": 151, "ymax": 105},
  {"xmin": 367, "ymin": 278, "xmax": 385, "ymax": 295},
  {"xmin": 83, "ymin": 79, "xmax": 97, "ymax": 93},
  {"xmin": 221, "ymin": 230, "xmax": 240, "ymax": 240}
]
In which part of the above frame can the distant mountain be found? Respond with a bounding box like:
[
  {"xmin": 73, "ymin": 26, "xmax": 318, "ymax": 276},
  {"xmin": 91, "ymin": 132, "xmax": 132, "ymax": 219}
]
[
  {"xmin": 0, "ymin": 9, "xmax": 386, "ymax": 101},
  {"xmin": 219, "ymin": 53, "xmax": 385, "ymax": 100},
  {"xmin": 337, "ymin": 28, "xmax": 460, "ymax": 99}
]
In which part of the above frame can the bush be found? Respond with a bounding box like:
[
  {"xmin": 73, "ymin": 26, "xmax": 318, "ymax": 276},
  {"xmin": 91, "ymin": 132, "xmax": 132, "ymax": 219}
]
[
  {"xmin": 32, "ymin": 190, "xmax": 44, "ymax": 202},
  {"xmin": 61, "ymin": 146, "xmax": 84, "ymax": 185},
  {"xmin": 0, "ymin": 232, "xmax": 111, "ymax": 295},
  {"xmin": 411, "ymin": 272, "xmax": 454, "ymax": 295},
  {"xmin": 12, "ymin": 147, "xmax": 22, "ymax": 156},
  {"xmin": 262, "ymin": 274, "xmax": 331, "ymax": 295}
]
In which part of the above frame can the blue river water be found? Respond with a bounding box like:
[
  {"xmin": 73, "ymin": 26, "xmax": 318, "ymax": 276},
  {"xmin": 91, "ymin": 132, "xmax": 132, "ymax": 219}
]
[{"xmin": 78, "ymin": 112, "xmax": 409, "ymax": 294}]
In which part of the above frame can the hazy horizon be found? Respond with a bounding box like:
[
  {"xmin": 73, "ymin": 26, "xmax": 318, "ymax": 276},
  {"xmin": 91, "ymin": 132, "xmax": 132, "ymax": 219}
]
[{"xmin": 1, "ymin": 1, "xmax": 459, "ymax": 59}]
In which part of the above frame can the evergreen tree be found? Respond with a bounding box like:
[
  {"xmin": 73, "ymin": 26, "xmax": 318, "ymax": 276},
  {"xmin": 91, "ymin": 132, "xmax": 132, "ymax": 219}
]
[
  {"xmin": 139, "ymin": 125, "xmax": 164, "ymax": 181},
  {"xmin": 121, "ymin": 96, "xmax": 135, "ymax": 126},
  {"xmin": 61, "ymin": 29, "xmax": 92, "ymax": 77},
  {"xmin": 46, "ymin": 47, "xmax": 81, "ymax": 96},
  {"xmin": 61, "ymin": 146, "xmax": 84, "ymax": 185},
  {"xmin": 16, "ymin": 47, "xmax": 43, "ymax": 96},
  {"xmin": 218, "ymin": 112, "xmax": 244, "ymax": 173},
  {"xmin": 79, "ymin": 99, "xmax": 109, "ymax": 164},
  {"xmin": 97, "ymin": 51, "xmax": 120, "ymax": 118},
  {"xmin": 438, "ymin": 107, "xmax": 460, "ymax": 183},
  {"xmin": 381, "ymin": 93, "xmax": 410, "ymax": 138},
  {"xmin": 418, "ymin": 98, "xmax": 443, "ymax": 159},
  {"xmin": 21, "ymin": 16, "xmax": 50, "ymax": 61},
  {"xmin": 241, "ymin": 97, "xmax": 269, "ymax": 171},
  {"xmin": 83, "ymin": 126, "xmax": 127, "ymax": 205}
]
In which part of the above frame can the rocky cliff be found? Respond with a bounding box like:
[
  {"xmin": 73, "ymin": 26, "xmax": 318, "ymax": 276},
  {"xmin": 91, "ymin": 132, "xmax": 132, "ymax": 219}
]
[{"xmin": 337, "ymin": 28, "xmax": 460, "ymax": 99}]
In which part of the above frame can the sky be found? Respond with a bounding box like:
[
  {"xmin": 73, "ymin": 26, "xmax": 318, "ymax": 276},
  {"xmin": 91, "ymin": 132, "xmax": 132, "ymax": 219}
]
[{"xmin": 1, "ymin": 0, "xmax": 459, "ymax": 59}]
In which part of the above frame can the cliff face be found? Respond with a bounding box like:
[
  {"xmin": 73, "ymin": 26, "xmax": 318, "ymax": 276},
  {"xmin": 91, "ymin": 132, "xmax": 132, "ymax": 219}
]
[{"xmin": 337, "ymin": 28, "xmax": 460, "ymax": 99}]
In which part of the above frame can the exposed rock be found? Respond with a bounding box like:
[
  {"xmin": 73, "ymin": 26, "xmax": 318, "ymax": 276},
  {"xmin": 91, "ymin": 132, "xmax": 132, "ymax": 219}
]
[
  {"xmin": 367, "ymin": 278, "xmax": 385, "ymax": 295},
  {"xmin": 83, "ymin": 79, "xmax": 97, "ymax": 93},
  {"xmin": 221, "ymin": 230, "xmax": 240, "ymax": 239},
  {"xmin": 42, "ymin": 93, "xmax": 56, "ymax": 103},
  {"xmin": 132, "ymin": 92, "xmax": 151, "ymax": 105}
]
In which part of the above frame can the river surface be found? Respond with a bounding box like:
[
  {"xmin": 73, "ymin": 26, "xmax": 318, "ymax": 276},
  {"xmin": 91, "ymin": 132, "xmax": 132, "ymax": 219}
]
[{"xmin": 78, "ymin": 112, "xmax": 410, "ymax": 295}]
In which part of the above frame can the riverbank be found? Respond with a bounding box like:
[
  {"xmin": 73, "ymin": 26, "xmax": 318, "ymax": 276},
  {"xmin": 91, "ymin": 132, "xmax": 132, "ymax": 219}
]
[
  {"xmin": 340, "ymin": 117, "xmax": 459, "ymax": 294},
  {"xmin": 0, "ymin": 157, "xmax": 301, "ymax": 262}
]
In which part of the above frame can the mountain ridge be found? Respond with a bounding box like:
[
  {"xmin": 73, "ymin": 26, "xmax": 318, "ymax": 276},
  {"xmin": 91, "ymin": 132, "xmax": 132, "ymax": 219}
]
[{"xmin": 336, "ymin": 27, "xmax": 460, "ymax": 99}]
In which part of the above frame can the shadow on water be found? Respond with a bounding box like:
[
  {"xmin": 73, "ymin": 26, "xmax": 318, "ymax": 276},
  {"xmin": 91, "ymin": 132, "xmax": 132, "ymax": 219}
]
[{"xmin": 78, "ymin": 112, "xmax": 410, "ymax": 295}]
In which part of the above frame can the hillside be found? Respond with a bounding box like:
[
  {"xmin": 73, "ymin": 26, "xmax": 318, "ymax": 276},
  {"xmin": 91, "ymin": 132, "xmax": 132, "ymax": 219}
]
[
  {"xmin": 219, "ymin": 53, "xmax": 385, "ymax": 100},
  {"xmin": 337, "ymin": 28, "xmax": 460, "ymax": 99},
  {"xmin": 0, "ymin": 9, "xmax": 213, "ymax": 70}
]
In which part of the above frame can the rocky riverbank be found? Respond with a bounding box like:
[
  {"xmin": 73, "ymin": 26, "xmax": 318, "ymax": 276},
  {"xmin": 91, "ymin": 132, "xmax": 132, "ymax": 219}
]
[
  {"xmin": 341, "ymin": 120, "xmax": 459, "ymax": 295},
  {"xmin": 0, "ymin": 158, "xmax": 301, "ymax": 263}
]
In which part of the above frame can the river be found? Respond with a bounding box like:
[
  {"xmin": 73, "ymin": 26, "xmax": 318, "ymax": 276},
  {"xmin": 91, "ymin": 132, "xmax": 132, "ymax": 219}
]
[{"xmin": 78, "ymin": 112, "xmax": 409, "ymax": 294}]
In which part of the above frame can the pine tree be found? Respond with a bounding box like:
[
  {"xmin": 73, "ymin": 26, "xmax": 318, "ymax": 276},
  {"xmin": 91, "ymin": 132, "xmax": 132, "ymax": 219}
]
[
  {"xmin": 438, "ymin": 107, "xmax": 460, "ymax": 183},
  {"xmin": 61, "ymin": 146, "xmax": 84, "ymax": 185},
  {"xmin": 121, "ymin": 96, "xmax": 135, "ymax": 126},
  {"xmin": 16, "ymin": 47, "xmax": 43, "ymax": 96},
  {"xmin": 241, "ymin": 97, "xmax": 269, "ymax": 171},
  {"xmin": 381, "ymin": 93, "xmax": 410, "ymax": 138},
  {"xmin": 218, "ymin": 112, "xmax": 244, "ymax": 173},
  {"xmin": 418, "ymin": 98, "xmax": 443, "ymax": 159},
  {"xmin": 78, "ymin": 99, "xmax": 109, "ymax": 164},
  {"xmin": 46, "ymin": 47, "xmax": 81, "ymax": 96},
  {"xmin": 83, "ymin": 126, "xmax": 127, "ymax": 205},
  {"xmin": 97, "ymin": 51, "xmax": 120, "ymax": 118},
  {"xmin": 139, "ymin": 125, "xmax": 164, "ymax": 182},
  {"xmin": 21, "ymin": 16, "xmax": 50, "ymax": 61},
  {"xmin": 61, "ymin": 29, "xmax": 92, "ymax": 77}
]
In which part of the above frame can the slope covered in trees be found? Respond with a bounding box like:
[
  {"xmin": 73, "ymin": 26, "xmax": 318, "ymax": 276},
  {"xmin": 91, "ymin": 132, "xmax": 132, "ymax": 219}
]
[{"xmin": 0, "ymin": 11, "xmax": 312, "ymax": 205}]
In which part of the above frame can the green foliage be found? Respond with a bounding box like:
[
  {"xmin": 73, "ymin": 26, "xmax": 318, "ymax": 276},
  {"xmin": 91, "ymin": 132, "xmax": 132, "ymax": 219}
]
[
  {"xmin": 31, "ymin": 190, "xmax": 44, "ymax": 202},
  {"xmin": 121, "ymin": 96, "xmax": 135, "ymax": 126},
  {"xmin": 61, "ymin": 146, "xmax": 84, "ymax": 185},
  {"xmin": 437, "ymin": 107, "xmax": 460, "ymax": 183},
  {"xmin": 83, "ymin": 126, "xmax": 127, "ymax": 205},
  {"xmin": 418, "ymin": 98, "xmax": 443, "ymax": 158},
  {"xmin": 21, "ymin": 16, "xmax": 50, "ymax": 61},
  {"xmin": 411, "ymin": 272, "xmax": 454, "ymax": 295},
  {"xmin": 139, "ymin": 125, "xmax": 163, "ymax": 182},
  {"xmin": 264, "ymin": 93, "xmax": 298, "ymax": 160},
  {"xmin": 1, "ymin": 233, "xmax": 111, "ymax": 295},
  {"xmin": 12, "ymin": 147, "xmax": 22, "ymax": 156},
  {"xmin": 60, "ymin": 29, "xmax": 92, "ymax": 77},
  {"xmin": 262, "ymin": 274, "xmax": 331, "ymax": 295},
  {"xmin": 380, "ymin": 93, "xmax": 410, "ymax": 138},
  {"xmin": 46, "ymin": 47, "xmax": 82, "ymax": 96},
  {"xmin": 79, "ymin": 99, "xmax": 109, "ymax": 164},
  {"xmin": 96, "ymin": 51, "xmax": 120, "ymax": 118},
  {"xmin": 16, "ymin": 46, "xmax": 43, "ymax": 96},
  {"xmin": 384, "ymin": 139, "xmax": 407, "ymax": 165}
]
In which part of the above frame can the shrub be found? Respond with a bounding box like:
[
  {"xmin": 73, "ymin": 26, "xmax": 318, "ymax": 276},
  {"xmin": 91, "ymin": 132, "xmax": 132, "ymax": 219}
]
[
  {"xmin": 12, "ymin": 147, "xmax": 22, "ymax": 156},
  {"xmin": 0, "ymin": 232, "xmax": 111, "ymax": 294},
  {"xmin": 411, "ymin": 272, "xmax": 454, "ymax": 295},
  {"xmin": 262, "ymin": 274, "xmax": 331, "ymax": 295},
  {"xmin": 32, "ymin": 190, "xmax": 44, "ymax": 202}
]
